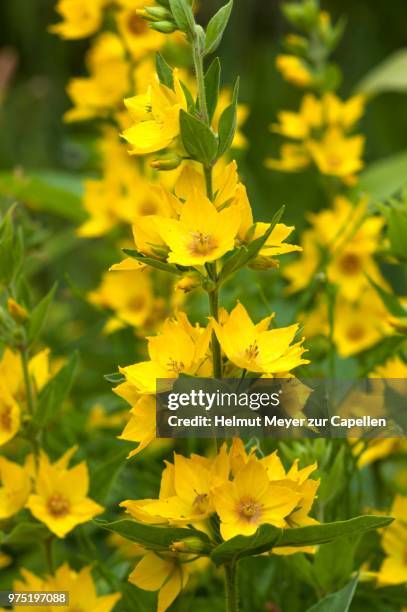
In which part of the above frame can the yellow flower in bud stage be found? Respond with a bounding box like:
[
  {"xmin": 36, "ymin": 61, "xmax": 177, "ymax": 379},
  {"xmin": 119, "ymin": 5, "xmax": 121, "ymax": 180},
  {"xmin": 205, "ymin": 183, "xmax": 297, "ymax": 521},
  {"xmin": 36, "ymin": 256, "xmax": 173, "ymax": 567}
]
[
  {"xmin": 276, "ymin": 54, "xmax": 313, "ymax": 87},
  {"xmin": 333, "ymin": 292, "xmax": 391, "ymax": 358},
  {"xmin": 265, "ymin": 143, "xmax": 311, "ymax": 172},
  {"xmin": 88, "ymin": 269, "xmax": 154, "ymax": 333},
  {"xmin": 0, "ymin": 551, "xmax": 12, "ymax": 569},
  {"xmin": 7, "ymin": 298, "xmax": 29, "ymax": 322},
  {"xmin": 129, "ymin": 550, "xmax": 190, "ymax": 612},
  {"xmin": 376, "ymin": 495, "xmax": 407, "ymax": 586},
  {"xmin": 306, "ymin": 127, "xmax": 364, "ymax": 182},
  {"xmin": 213, "ymin": 459, "xmax": 301, "ymax": 540},
  {"xmin": 120, "ymin": 312, "xmax": 212, "ymax": 394},
  {"xmin": 0, "ymin": 455, "xmax": 33, "ymax": 518},
  {"xmin": 0, "ymin": 380, "xmax": 20, "ymax": 446},
  {"xmin": 211, "ymin": 302, "xmax": 308, "ymax": 375},
  {"xmin": 123, "ymin": 71, "xmax": 187, "ymax": 155},
  {"xmin": 65, "ymin": 33, "xmax": 130, "ymax": 122},
  {"xmin": 159, "ymin": 190, "xmax": 241, "ymax": 266},
  {"xmin": 116, "ymin": 3, "xmax": 164, "ymax": 60},
  {"xmin": 14, "ymin": 564, "xmax": 120, "ymax": 612},
  {"xmin": 49, "ymin": 0, "xmax": 108, "ymax": 39},
  {"xmin": 26, "ymin": 448, "xmax": 103, "ymax": 538},
  {"xmin": 119, "ymin": 395, "xmax": 156, "ymax": 457}
]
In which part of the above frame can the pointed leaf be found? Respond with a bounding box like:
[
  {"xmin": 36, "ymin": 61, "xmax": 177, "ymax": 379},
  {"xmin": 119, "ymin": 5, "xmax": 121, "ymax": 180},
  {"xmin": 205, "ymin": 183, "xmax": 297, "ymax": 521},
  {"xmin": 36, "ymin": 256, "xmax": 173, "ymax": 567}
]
[
  {"xmin": 217, "ymin": 77, "xmax": 239, "ymax": 157},
  {"xmin": 211, "ymin": 524, "xmax": 281, "ymax": 565},
  {"xmin": 90, "ymin": 449, "xmax": 128, "ymax": 503},
  {"xmin": 180, "ymin": 109, "xmax": 218, "ymax": 165},
  {"xmin": 204, "ymin": 0, "xmax": 233, "ymax": 55},
  {"xmin": 368, "ymin": 276, "xmax": 406, "ymax": 317},
  {"xmin": 156, "ymin": 53, "xmax": 174, "ymax": 88},
  {"xmin": 205, "ymin": 57, "xmax": 221, "ymax": 121},
  {"xmin": 169, "ymin": 0, "xmax": 194, "ymax": 34},
  {"xmin": 123, "ymin": 249, "xmax": 184, "ymax": 275},
  {"xmin": 27, "ymin": 283, "xmax": 57, "ymax": 346},
  {"xmin": 356, "ymin": 48, "xmax": 407, "ymax": 96},
  {"xmin": 95, "ymin": 519, "xmax": 212, "ymax": 553},
  {"xmin": 306, "ymin": 574, "xmax": 359, "ymax": 612}
]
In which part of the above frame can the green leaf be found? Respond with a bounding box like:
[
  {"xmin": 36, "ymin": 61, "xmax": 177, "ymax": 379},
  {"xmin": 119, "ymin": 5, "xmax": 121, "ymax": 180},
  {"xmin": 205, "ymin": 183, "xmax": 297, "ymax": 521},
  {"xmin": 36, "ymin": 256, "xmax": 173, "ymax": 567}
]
[
  {"xmin": 90, "ymin": 449, "xmax": 128, "ymax": 503},
  {"xmin": 379, "ymin": 200, "xmax": 407, "ymax": 261},
  {"xmin": 358, "ymin": 150, "xmax": 407, "ymax": 200},
  {"xmin": 156, "ymin": 53, "xmax": 174, "ymax": 88},
  {"xmin": 219, "ymin": 205, "xmax": 284, "ymax": 282},
  {"xmin": 217, "ymin": 77, "xmax": 239, "ymax": 157},
  {"xmin": 0, "ymin": 207, "xmax": 22, "ymax": 284},
  {"xmin": 123, "ymin": 249, "xmax": 184, "ymax": 275},
  {"xmin": 169, "ymin": 0, "xmax": 194, "ymax": 34},
  {"xmin": 211, "ymin": 524, "xmax": 281, "ymax": 565},
  {"xmin": 95, "ymin": 519, "xmax": 212, "ymax": 553},
  {"xmin": 368, "ymin": 277, "xmax": 406, "ymax": 317},
  {"xmin": 275, "ymin": 516, "xmax": 393, "ymax": 548},
  {"xmin": 34, "ymin": 351, "xmax": 79, "ymax": 428},
  {"xmin": 27, "ymin": 283, "xmax": 57, "ymax": 346},
  {"xmin": 204, "ymin": 0, "xmax": 233, "ymax": 55},
  {"xmin": 179, "ymin": 109, "xmax": 218, "ymax": 166},
  {"xmin": 1, "ymin": 521, "xmax": 49, "ymax": 545},
  {"xmin": 356, "ymin": 48, "xmax": 407, "ymax": 96},
  {"xmin": 210, "ymin": 515, "xmax": 393, "ymax": 566},
  {"xmin": 0, "ymin": 170, "xmax": 85, "ymax": 223},
  {"xmin": 104, "ymin": 372, "xmax": 126, "ymax": 384},
  {"xmin": 205, "ymin": 57, "xmax": 221, "ymax": 121},
  {"xmin": 306, "ymin": 574, "xmax": 359, "ymax": 612},
  {"xmin": 314, "ymin": 536, "xmax": 359, "ymax": 592},
  {"xmin": 318, "ymin": 445, "xmax": 346, "ymax": 503}
]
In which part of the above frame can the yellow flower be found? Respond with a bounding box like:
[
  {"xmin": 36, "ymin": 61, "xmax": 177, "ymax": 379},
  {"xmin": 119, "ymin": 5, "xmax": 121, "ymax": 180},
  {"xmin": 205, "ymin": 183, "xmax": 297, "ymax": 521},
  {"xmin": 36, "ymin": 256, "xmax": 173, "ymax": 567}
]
[
  {"xmin": 0, "ymin": 380, "xmax": 20, "ymax": 446},
  {"xmin": 372, "ymin": 356, "xmax": 407, "ymax": 378},
  {"xmin": 116, "ymin": 3, "xmax": 164, "ymax": 60},
  {"xmin": 0, "ymin": 455, "xmax": 32, "ymax": 518},
  {"xmin": 306, "ymin": 127, "xmax": 364, "ymax": 181},
  {"xmin": 87, "ymin": 404, "xmax": 128, "ymax": 430},
  {"xmin": 236, "ymin": 184, "xmax": 301, "ymax": 265},
  {"xmin": 213, "ymin": 459, "xmax": 301, "ymax": 540},
  {"xmin": 276, "ymin": 54, "xmax": 313, "ymax": 87},
  {"xmin": 120, "ymin": 312, "xmax": 212, "ymax": 394},
  {"xmin": 26, "ymin": 448, "xmax": 103, "ymax": 538},
  {"xmin": 265, "ymin": 143, "xmax": 310, "ymax": 172},
  {"xmin": 78, "ymin": 130, "xmax": 170, "ymax": 237},
  {"xmin": 376, "ymin": 495, "xmax": 407, "ymax": 586},
  {"xmin": 352, "ymin": 439, "xmax": 407, "ymax": 469},
  {"xmin": 211, "ymin": 302, "xmax": 308, "ymax": 375},
  {"xmin": 119, "ymin": 395, "xmax": 156, "ymax": 457},
  {"xmin": 49, "ymin": 563, "xmax": 121, "ymax": 611},
  {"xmin": 14, "ymin": 564, "xmax": 120, "ymax": 611},
  {"xmin": 0, "ymin": 347, "xmax": 51, "ymax": 404},
  {"xmin": 159, "ymin": 189, "xmax": 241, "ymax": 266},
  {"xmin": 65, "ymin": 33, "xmax": 130, "ymax": 122},
  {"xmin": 49, "ymin": 0, "xmax": 108, "ymax": 39},
  {"xmin": 333, "ymin": 292, "xmax": 391, "ymax": 357},
  {"xmin": 174, "ymin": 159, "xmax": 239, "ymax": 210},
  {"xmin": 129, "ymin": 551, "xmax": 190, "ymax": 612},
  {"xmin": 123, "ymin": 72, "xmax": 187, "ymax": 155},
  {"xmin": 88, "ymin": 269, "xmax": 154, "ymax": 333}
]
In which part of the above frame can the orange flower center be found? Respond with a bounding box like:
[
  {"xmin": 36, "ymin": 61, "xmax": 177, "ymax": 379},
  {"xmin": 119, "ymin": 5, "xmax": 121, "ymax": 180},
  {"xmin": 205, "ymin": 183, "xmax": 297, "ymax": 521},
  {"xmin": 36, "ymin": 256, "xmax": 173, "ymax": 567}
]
[
  {"xmin": 193, "ymin": 492, "xmax": 209, "ymax": 514},
  {"xmin": 0, "ymin": 406, "xmax": 12, "ymax": 431},
  {"xmin": 237, "ymin": 498, "xmax": 262, "ymax": 523},
  {"xmin": 127, "ymin": 13, "xmax": 148, "ymax": 35},
  {"xmin": 346, "ymin": 323, "xmax": 365, "ymax": 342},
  {"xmin": 47, "ymin": 493, "xmax": 70, "ymax": 517},
  {"xmin": 326, "ymin": 154, "xmax": 343, "ymax": 169},
  {"xmin": 139, "ymin": 200, "xmax": 158, "ymax": 215},
  {"xmin": 245, "ymin": 342, "xmax": 259, "ymax": 361},
  {"xmin": 128, "ymin": 296, "xmax": 146, "ymax": 312},
  {"xmin": 338, "ymin": 252, "xmax": 361, "ymax": 275},
  {"xmin": 188, "ymin": 232, "xmax": 217, "ymax": 257},
  {"xmin": 166, "ymin": 359, "xmax": 185, "ymax": 374}
]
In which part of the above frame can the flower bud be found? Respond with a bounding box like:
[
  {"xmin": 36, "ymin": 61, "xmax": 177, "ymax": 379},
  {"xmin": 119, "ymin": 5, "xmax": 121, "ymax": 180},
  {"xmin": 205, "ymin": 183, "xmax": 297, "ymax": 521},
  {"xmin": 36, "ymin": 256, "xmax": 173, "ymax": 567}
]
[
  {"xmin": 150, "ymin": 20, "xmax": 177, "ymax": 34},
  {"xmin": 145, "ymin": 6, "xmax": 172, "ymax": 21},
  {"xmin": 170, "ymin": 537, "xmax": 210, "ymax": 554},
  {"xmin": 175, "ymin": 272, "xmax": 202, "ymax": 293},
  {"xmin": 249, "ymin": 256, "xmax": 279, "ymax": 271},
  {"xmin": 7, "ymin": 297, "xmax": 29, "ymax": 323},
  {"xmin": 150, "ymin": 154, "xmax": 182, "ymax": 171}
]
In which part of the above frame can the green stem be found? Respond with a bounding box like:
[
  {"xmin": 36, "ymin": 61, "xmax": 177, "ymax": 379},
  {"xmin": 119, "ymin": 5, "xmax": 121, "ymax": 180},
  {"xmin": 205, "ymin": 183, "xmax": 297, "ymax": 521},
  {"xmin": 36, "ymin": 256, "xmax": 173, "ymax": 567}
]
[
  {"xmin": 224, "ymin": 562, "xmax": 239, "ymax": 612},
  {"xmin": 192, "ymin": 34, "xmax": 209, "ymax": 124},
  {"xmin": 208, "ymin": 286, "xmax": 222, "ymax": 378},
  {"xmin": 44, "ymin": 535, "xmax": 55, "ymax": 574},
  {"xmin": 20, "ymin": 346, "xmax": 35, "ymax": 415}
]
